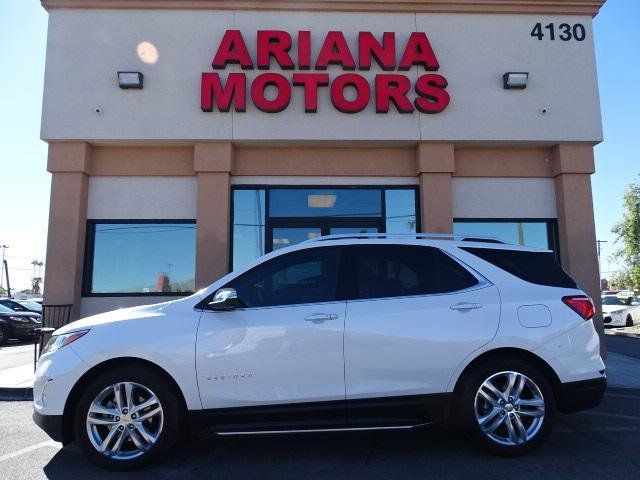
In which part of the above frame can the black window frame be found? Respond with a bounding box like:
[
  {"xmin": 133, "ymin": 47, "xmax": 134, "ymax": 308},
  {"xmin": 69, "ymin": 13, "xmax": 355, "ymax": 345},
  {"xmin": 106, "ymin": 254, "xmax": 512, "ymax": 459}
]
[
  {"xmin": 453, "ymin": 218, "xmax": 560, "ymax": 262},
  {"xmin": 82, "ymin": 219, "xmax": 197, "ymax": 297},
  {"xmin": 230, "ymin": 185, "xmax": 421, "ymax": 271}
]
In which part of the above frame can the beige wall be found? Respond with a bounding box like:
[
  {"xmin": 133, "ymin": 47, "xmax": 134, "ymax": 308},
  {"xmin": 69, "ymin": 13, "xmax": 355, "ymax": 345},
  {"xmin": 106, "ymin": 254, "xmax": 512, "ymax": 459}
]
[{"xmin": 41, "ymin": 9, "xmax": 603, "ymax": 143}]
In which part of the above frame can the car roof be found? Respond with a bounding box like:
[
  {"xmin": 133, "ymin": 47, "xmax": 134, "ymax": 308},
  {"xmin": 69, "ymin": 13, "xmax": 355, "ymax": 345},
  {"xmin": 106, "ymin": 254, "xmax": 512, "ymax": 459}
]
[{"xmin": 298, "ymin": 233, "xmax": 551, "ymax": 253}]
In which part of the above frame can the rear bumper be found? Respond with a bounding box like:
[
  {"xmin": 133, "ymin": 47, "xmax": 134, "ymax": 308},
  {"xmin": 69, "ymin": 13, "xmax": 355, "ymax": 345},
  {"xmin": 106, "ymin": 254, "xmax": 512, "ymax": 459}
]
[
  {"xmin": 32, "ymin": 410, "xmax": 65, "ymax": 443},
  {"xmin": 556, "ymin": 376, "xmax": 606, "ymax": 414}
]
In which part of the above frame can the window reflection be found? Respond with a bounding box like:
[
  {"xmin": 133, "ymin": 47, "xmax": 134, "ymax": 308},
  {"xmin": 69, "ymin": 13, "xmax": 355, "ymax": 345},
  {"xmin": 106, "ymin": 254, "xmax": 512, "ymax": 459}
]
[
  {"xmin": 233, "ymin": 190, "xmax": 266, "ymax": 270},
  {"xmin": 231, "ymin": 187, "xmax": 419, "ymax": 271},
  {"xmin": 90, "ymin": 222, "xmax": 196, "ymax": 294},
  {"xmin": 385, "ymin": 189, "xmax": 417, "ymax": 233},
  {"xmin": 453, "ymin": 221, "xmax": 552, "ymax": 250}
]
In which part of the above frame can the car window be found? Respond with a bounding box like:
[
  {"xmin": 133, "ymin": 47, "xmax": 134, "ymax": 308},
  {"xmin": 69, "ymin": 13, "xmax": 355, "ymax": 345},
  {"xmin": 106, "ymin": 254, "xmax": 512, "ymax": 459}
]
[
  {"xmin": 226, "ymin": 247, "xmax": 341, "ymax": 308},
  {"xmin": 0, "ymin": 300, "xmax": 24, "ymax": 311},
  {"xmin": 18, "ymin": 301, "xmax": 42, "ymax": 311},
  {"xmin": 602, "ymin": 296, "xmax": 626, "ymax": 306},
  {"xmin": 341, "ymin": 245, "xmax": 478, "ymax": 300},
  {"xmin": 461, "ymin": 247, "xmax": 577, "ymax": 289},
  {"xmin": 0, "ymin": 304, "xmax": 15, "ymax": 314}
]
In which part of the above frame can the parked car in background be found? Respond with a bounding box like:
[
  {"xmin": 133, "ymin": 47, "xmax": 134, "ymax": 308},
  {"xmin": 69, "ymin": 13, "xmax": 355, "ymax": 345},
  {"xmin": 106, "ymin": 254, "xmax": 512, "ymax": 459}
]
[
  {"xmin": 33, "ymin": 234, "xmax": 605, "ymax": 470},
  {"xmin": 602, "ymin": 294, "xmax": 639, "ymax": 327},
  {"xmin": 0, "ymin": 298, "xmax": 43, "ymax": 314},
  {"xmin": 0, "ymin": 303, "xmax": 42, "ymax": 345}
]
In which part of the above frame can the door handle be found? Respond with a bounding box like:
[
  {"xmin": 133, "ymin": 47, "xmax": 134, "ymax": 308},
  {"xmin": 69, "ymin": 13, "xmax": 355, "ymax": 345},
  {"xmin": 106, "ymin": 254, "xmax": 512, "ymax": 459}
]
[
  {"xmin": 450, "ymin": 302, "xmax": 483, "ymax": 311},
  {"xmin": 304, "ymin": 313, "xmax": 339, "ymax": 323}
]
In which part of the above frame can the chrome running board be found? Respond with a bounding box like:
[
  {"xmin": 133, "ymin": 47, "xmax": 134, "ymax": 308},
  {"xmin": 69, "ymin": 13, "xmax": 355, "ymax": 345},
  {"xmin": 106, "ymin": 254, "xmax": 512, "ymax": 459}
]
[{"xmin": 216, "ymin": 423, "xmax": 432, "ymax": 436}]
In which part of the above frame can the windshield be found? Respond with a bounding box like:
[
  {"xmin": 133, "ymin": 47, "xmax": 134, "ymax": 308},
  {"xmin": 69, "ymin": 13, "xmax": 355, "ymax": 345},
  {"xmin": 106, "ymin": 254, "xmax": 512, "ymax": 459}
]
[
  {"xmin": 0, "ymin": 304, "xmax": 15, "ymax": 314},
  {"xmin": 18, "ymin": 300, "xmax": 42, "ymax": 311},
  {"xmin": 602, "ymin": 296, "xmax": 627, "ymax": 306}
]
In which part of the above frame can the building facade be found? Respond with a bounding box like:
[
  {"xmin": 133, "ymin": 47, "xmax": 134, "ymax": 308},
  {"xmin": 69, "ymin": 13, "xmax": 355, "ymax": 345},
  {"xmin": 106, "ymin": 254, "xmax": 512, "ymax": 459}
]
[{"xmin": 40, "ymin": 0, "xmax": 606, "ymax": 339}]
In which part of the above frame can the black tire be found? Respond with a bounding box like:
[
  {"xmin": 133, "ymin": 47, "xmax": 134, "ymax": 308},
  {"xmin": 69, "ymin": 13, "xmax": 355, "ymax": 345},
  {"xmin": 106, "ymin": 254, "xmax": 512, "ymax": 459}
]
[
  {"xmin": 625, "ymin": 315, "xmax": 633, "ymax": 327},
  {"xmin": 457, "ymin": 357, "xmax": 555, "ymax": 456},
  {"xmin": 73, "ymin": 366, "xmax": 185, "ymax": 470},
  {"xmin": 0, "ymin": 325, "xmax": 8, "ymax": 346}
]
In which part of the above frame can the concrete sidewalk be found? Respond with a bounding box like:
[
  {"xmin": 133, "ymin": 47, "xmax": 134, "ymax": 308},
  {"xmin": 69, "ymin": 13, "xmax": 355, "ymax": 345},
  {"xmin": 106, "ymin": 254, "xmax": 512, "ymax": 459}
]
[{"xmin": 0, "ymin": 343, "xmax": 35, "ymax": 399}]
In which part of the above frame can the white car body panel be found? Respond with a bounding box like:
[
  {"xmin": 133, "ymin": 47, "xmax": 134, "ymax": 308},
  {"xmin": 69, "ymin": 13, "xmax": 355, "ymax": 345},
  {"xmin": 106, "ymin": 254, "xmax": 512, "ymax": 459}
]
[
  {"xmin": 196, "ymin": 301, "xmax": 346, "ymax": 408},
  {"xmin": 345, "ymin": 284, "xmax": 500, "ymax": 398}
]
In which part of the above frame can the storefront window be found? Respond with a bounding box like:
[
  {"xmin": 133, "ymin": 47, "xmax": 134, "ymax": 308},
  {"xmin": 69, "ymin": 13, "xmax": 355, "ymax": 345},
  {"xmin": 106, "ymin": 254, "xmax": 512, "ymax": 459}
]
[
  {"xmin": 232, "ymin": 190, "xmax": 266, "ymax": 270},
  {"xmin": 453, "ymin": 220, "xmax": 558, "ymax": 252},
  {"xmin": 385, "ymin": 189, "xmax": 417, "ymax": 233},
  {"xmin": 231, "ymin": 187, "xmax": 418, "ymax": 271},
  {"xmin": 85, "ymin": 221, "xmax": 196, "ymax": 295}
]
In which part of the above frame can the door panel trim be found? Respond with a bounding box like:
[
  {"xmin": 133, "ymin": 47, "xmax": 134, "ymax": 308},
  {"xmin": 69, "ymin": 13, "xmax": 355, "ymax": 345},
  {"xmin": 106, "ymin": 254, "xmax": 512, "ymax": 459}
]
[{"xmin": 188, "ymin": 393, "xmax": 452, "ymax": 433}]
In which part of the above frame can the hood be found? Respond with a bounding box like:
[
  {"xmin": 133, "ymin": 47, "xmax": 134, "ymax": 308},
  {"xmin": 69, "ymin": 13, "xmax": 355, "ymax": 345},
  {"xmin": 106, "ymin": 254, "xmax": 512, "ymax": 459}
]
[
  {"xmin": 0, "ymin": 310, "xmax": 41, "ymax": 320},
  {"xmin": 55, "ymin": 301, "xmax": 171, "ymax": 335},
  {"xmin": 602, "ymin": 304, "xmax": 626, "ymax": 314}
]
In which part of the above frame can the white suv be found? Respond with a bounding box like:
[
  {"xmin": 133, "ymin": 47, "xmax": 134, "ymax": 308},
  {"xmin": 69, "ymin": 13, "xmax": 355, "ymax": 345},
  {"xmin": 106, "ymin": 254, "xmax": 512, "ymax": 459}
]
[{"xmin": 33, "ymin": 234, "xmax": 606, "ymax": 470}]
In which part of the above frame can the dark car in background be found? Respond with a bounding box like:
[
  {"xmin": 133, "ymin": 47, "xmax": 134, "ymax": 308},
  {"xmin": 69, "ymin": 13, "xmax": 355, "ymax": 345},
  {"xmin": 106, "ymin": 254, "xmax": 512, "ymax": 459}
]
[
  {"xmin": 0, "ymin": 303, "xmax": 42, "ymax": 345},
  {"xmin": 0, "ymin": 298, "xmax": 43, "ymax": 314}
]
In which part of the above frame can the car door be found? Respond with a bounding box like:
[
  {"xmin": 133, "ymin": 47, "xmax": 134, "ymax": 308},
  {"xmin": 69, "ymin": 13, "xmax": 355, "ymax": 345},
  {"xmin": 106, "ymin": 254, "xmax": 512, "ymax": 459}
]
[
  {"xmin": 342, "ymin": 244, "xmax": 500, "ymax": 426},
  {"xmin": 196, "ymin": 246, "xmax": 347, "ymax": 429}
]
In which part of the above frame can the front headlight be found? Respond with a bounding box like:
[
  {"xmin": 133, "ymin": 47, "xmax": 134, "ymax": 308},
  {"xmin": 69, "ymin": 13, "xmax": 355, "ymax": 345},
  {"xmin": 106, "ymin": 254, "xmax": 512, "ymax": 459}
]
[
  {"xmin": 9, "ymin": 316, "xmax": 31, "ymax": 323},
  {"xmin": 42, "ymin": 330, "xmax": 90, "ymax": 355}
]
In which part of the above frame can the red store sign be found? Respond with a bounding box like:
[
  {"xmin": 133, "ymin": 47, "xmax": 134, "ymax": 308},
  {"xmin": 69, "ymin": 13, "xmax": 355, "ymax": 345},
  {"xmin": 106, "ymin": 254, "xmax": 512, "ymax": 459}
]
[{"xmin": 201, "ymin": 30, "xmax": 450, "ymax": 114}]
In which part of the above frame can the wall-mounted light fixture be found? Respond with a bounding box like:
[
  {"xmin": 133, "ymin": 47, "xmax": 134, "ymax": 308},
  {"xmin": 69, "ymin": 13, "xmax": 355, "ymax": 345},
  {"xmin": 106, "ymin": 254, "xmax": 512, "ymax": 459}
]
[
  {"xmin": 117, "ymin": 71, "xmax": 144, "ymax": 89},
  {"xmin": 503, "ymin": 72, "xmax": 529, "ymax": 90}
]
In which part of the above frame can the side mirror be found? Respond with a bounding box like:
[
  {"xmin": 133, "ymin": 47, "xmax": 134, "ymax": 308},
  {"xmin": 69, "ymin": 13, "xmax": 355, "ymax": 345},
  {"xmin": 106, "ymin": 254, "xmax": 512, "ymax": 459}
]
[{"xmin": 208, "ymin": 288, "xmax": 242, "ymax": 311}]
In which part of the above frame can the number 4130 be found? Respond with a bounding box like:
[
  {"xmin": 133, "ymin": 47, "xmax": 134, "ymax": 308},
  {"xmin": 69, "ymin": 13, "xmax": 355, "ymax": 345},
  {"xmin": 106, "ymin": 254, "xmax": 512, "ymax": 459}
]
[{"xmin": 531, "ymin": 23, "xmax": 586, "ymax": 42}]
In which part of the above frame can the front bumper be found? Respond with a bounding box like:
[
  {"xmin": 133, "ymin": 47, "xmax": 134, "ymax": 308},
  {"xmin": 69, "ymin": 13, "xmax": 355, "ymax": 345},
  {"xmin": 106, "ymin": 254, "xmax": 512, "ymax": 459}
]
[
  {"xmin": 8, "ymin": 322, "xmax": 40, "ymax": 338},
  {"xmin": 32, "ymin": 410, "xmax": 65, "ymax": 443},
  {"xmin": 603, "ymin": 311, "xmax": 626, "ymax": 326},
  {"xmin": 556, "ymin": 376, "xmax": 607, "ymax": 414}
]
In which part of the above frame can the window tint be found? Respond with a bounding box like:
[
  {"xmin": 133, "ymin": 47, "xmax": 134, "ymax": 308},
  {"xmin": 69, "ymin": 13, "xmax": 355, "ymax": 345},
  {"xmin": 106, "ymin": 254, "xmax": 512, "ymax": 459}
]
[
  {"xmin": 227, "ymin": 247, "xmax": 340, "ymax": 308},
  {"xmin": 436, "ymin": 250, "xmax": 481, "ymax": 293},
  {"xmin": 343, "ymin": 245, "xmax": 478, "ymax": 300},
  {"xmin": 461, "ymin": 247, "xmax": 577, "ymax": 288}
]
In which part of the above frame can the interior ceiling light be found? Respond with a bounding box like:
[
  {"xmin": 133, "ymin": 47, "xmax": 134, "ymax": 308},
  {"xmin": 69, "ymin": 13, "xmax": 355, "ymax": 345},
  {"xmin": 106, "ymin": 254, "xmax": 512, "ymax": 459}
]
[{"xmin": 308, "ymin": 194, "xmax": 337, "ymax": 208}]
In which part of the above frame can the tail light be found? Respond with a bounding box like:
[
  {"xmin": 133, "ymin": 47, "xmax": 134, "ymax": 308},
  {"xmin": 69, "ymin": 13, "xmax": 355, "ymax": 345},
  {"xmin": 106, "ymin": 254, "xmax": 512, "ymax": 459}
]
[{"xmin": 562, "ymin": 295, "xmax": 595, "ymax": 320}]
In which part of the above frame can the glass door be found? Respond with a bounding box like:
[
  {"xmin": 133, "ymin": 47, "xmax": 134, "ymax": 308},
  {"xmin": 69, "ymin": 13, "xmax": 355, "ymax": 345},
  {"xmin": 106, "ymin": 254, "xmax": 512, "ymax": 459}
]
[
  {"xmin": 271, "ymin": 227, "xmax": 322, "ymax": 251},
  {"xmin": 268, "ymin": 219, "xmax": 382, "ymax": 252}
]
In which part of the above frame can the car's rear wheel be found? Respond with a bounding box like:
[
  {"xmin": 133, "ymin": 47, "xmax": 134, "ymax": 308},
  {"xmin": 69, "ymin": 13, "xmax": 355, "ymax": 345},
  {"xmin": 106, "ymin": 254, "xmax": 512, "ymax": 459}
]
[
  {"xmin": 74, "ymin": 366, "xmax": 184, "ymax": 470},
  {"xmin": 459, "ymin": 358, "xmax": 555, "ymax": 456}
]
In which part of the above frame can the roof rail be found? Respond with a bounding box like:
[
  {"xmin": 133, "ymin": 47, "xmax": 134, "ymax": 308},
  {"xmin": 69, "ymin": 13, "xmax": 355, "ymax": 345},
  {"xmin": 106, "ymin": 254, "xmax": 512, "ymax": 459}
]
[{"xmin": 303, "ymin": 233, "xmax": 505, "ymax": 244}]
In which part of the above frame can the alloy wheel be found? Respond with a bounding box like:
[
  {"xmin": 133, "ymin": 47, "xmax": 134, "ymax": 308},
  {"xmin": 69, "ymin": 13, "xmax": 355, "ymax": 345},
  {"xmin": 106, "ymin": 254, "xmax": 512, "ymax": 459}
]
[
  {"xmin": 86, "ymin": 381, "xmax": 164, "ymax": 460},
  {"xmin": 474, "ymin": 371, "xmax": 545, "ymax": 446}
]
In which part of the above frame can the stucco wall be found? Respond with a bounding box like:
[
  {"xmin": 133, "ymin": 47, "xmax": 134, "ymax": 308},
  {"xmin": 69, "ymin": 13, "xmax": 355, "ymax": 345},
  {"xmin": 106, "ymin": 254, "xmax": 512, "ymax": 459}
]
[
  {"xmin": 41, "ymin": 10, "xmax": 602, "ymax": 142},
  {"xmin": 87, "ymin": 176, "xmax": 197, "ymax": 219},
  {"xmin": 452, "ymin": 177, "xmax": 557, "ymax": 218}
]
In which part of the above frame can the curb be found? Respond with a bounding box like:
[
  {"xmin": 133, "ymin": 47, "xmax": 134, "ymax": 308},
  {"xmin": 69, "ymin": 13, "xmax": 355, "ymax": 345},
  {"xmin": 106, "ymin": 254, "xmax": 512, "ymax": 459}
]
[
  {"xmin": 0, "ymin": 387, "xmax": 33, "ymax": 401},
  {"xmin": 605, "ymin": 330, "xmax": 640, "ymax": 339}
]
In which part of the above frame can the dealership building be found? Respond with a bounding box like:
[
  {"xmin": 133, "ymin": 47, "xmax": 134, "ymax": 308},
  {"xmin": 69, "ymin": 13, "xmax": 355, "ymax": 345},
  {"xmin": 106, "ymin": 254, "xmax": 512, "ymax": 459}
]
[{"xmin": 40, "ymin": 0, "xmax": 606, "ymax": 332}]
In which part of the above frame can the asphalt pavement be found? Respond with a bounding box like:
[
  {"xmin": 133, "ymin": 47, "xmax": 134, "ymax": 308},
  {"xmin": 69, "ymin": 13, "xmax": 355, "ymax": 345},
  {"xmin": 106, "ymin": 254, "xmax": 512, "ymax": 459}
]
[{"xmin": 0, "ymin": 335, "xmax": 638, "ymax": 479}]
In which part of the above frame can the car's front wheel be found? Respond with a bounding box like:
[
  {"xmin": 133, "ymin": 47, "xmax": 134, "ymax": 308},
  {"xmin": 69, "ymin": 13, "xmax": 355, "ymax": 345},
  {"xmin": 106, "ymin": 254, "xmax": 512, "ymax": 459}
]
[
  {"xmin": 74, "ymin": 366, "xmax": 184, "ymax": 470},
  {"xmin": 459, "ymin": 358, "xmax": 555, "ymax": 456}
]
